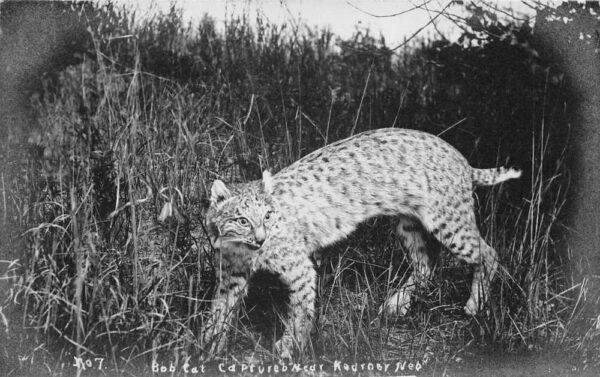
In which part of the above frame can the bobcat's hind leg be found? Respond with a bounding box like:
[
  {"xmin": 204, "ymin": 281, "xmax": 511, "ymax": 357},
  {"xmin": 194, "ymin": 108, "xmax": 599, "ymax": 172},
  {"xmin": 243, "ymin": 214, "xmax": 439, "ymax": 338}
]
[
  {"xmin": 429, "ymin": 208, "xmax": 498, "ymax": 315},
  {"xmin": 380, "ymin": 216, "xmax": 432, "ymax": 317},
  {"xmin": 464, "ymin": 238, "xmax": 497, "ymax": 315}
]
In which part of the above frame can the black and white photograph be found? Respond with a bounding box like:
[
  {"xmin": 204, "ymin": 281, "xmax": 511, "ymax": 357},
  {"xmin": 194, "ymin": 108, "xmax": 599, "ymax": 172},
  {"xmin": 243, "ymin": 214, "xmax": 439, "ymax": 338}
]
[{"xmin": 0, "ymin": 0, "xmax": 599, "ymax": 375}]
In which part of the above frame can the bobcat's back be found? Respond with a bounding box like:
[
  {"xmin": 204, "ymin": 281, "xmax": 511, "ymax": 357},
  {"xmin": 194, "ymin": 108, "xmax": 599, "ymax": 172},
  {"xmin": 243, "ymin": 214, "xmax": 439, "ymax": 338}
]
[{"xmin": 268, "ymin": 128, "xmax": 517, "ymax": 250}]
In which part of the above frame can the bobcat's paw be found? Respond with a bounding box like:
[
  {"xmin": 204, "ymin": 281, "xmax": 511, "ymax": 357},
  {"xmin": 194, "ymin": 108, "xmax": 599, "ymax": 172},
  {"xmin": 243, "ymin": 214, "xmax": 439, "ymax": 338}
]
[
  {"xmin": 274, "ymin": 336, "xmax": 293, "ymax": 360},
  {"xmin": 464, "ymin": 296, "xmax": 480, "ymax": 316},
  {"xmin": 379, "ymin": 288, "xmax": 411, "ymax": 317}
]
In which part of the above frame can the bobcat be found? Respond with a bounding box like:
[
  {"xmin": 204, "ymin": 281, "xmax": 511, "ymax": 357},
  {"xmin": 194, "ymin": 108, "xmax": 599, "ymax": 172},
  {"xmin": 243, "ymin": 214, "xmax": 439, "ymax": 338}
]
[{"xmin": 203, "ymin": 128, "xmax": 521, "ymax": 358}]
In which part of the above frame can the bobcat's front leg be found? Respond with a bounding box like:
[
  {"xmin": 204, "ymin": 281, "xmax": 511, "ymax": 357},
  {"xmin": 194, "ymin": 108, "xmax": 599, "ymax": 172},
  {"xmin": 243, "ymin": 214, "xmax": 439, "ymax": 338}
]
[
  {"xmin": 202, "ymin": 250, "xmax": 250, "ymax": 358},
  {"xmin": 261, "ymin": 252, "xmax": 316, "ymax": 359}
]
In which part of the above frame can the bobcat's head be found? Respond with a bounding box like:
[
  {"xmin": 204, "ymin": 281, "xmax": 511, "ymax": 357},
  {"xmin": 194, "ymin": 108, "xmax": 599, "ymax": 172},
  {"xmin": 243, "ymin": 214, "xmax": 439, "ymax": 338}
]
[{"xmin": 205, "ymin": 171, "xmax": 277, "ymax": 251}]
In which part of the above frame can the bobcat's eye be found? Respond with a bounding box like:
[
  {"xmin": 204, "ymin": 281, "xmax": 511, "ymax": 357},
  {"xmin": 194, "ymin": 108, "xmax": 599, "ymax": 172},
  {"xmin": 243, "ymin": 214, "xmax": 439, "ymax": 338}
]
[
  {"xmin": 236, "ymin": 217, "xmax": 250, "ymax": 226},
  {"xmin": 265, "ymin": 210, "xmax": 273, "ymax": 220}
]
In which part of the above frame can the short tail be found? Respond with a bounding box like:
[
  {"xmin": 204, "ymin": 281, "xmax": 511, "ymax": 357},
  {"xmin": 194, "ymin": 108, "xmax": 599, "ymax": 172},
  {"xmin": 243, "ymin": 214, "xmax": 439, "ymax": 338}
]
[{"xmin": 471, "ymin": 167, "xmax": 522, "ymax": 186}]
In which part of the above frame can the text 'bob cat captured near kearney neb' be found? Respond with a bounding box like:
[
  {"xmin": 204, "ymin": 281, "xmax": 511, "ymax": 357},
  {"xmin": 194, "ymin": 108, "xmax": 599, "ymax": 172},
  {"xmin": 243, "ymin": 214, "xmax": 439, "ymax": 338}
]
[{"xmin": 203, "ymin": 127, "xmax": 521, "ymax": 359}]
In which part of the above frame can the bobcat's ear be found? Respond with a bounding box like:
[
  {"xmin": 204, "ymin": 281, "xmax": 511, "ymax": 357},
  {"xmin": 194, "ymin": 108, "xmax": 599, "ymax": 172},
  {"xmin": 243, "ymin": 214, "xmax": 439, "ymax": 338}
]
[
  {"xmin": 210, "ymin": 179, "xmax": 232, "ymax": 205},
  {"xmin": 262, "ymin": 170, "xmax": 274, "ymax": 196}
]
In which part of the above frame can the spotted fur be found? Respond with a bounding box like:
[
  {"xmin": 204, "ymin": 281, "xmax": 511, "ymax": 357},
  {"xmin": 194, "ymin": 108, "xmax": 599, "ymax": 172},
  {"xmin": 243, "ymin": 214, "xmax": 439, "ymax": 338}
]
[{"xmin": 203, "ymin": 128, "xmax": 521, "ymax": 358}]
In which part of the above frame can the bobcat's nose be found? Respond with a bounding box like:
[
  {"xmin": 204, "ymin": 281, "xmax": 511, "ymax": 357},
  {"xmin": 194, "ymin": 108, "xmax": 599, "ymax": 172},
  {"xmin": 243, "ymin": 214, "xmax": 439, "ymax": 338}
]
[{"xmin": 254, "ymin": 226, "xmax": 266, "ymax": 246}]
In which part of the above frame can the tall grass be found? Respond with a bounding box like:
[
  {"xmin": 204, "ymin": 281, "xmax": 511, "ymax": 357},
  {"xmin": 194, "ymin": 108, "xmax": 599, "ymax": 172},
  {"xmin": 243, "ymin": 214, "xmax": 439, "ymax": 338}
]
[{"xmin": 1, "ymin": 2, "xmax": 593, "ymax": 375}]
